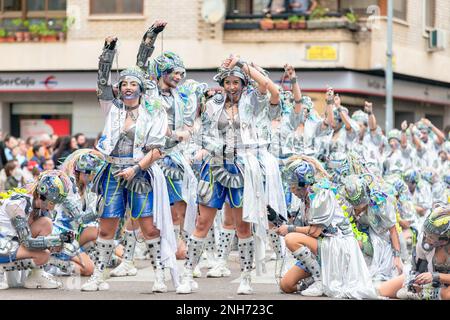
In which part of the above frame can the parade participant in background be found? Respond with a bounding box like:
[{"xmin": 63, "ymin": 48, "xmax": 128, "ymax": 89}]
[
  {"xmin": 341, "ymin": 174, "xmax": 403, "ymax": 281},
  {"xmin": 278, "ymin": 156, "xmax": 376, "ymax": 298},
  {"xmin": 82, "ymin": 33, "xmax": 175, "ymax": 293},
  {"xmin": 176, "ymin": 54, "xmax": 278, "ymax": 295},
  {"xmin": 350, "ymin": 102, "xmax": 384, "ymax": 174},
  {"xmin": 403, "ymin": 169, "xmax": 432, "ymax": 227},
  {"xmin": 0, "ymin": 170, "xmax": 74, "ymax": 290}
]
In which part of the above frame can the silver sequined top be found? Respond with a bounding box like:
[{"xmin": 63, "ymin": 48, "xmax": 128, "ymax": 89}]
[{"xmin": 218, "ymin": 108, "xmax": 242, "ymax": 157}]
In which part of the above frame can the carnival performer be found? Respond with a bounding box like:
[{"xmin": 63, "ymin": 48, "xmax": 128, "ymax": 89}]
[
  {"xmin": 402, "ymin": 169, "xmax": 432, "ymax": 228},
  {"xmin": 349, "ymin": 101, "xmax": 384, "ymax": 174},
  {"xmin": 377, "ymin": 205, "xmax": 449, "ymax": 300},
  {"xmin": 382, "ymin": 121, "xmax": 414, "ymax": 175},
  {"xmin": 47, "ymin": 149, "xmax": 104, "ymax": 276},
  {"xmin": 412, "ymin": 119, "xmax": 445, "ymax": 169},
  {"xmin": 176, "ymin": 54, "xmax": 278, "ymax": 295},
  {"xmin": 81, "ymin": 34, "xmax": 175, "ymax": 293},
  {"xmin": 0, "ymin": 170, "xmax": 74, "ymax": 289},
  {"xmin": 340, "ymin": 174, "xmax": 404, "ymax": 281},
  {"xmin": 328, "ymin": 93, "xmax": 359, "ymax": 158},
  {"xmin": 278, "ymin": 156, "xmax": 376, "ymax": 298}
]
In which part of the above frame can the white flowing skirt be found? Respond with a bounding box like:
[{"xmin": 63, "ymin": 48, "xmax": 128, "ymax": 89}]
[{"xmin": 320, "ymin": 235, "xmax": 377, "ymax": 299}]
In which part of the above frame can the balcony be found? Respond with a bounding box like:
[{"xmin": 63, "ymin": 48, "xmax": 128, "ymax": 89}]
[{"xmin": 0, "ymin": 18, "xmax": 73, "ymax": 43}]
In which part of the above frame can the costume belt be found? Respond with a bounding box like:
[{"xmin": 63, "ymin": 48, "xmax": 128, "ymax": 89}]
[{"xmin": 105, "ymin": 155, "xmax": 136, "ymax": 166}]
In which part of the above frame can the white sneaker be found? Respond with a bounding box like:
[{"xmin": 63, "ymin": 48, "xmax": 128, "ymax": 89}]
[
  {"xmin": 176, "ymin": 270, "xmax": 197, "ymax": 294},
  {"xmin": 110, "ymin": 260, "xmax": 138, "ymax": 277},
  {"xmin": 204, "ymin": 251, "xmax": 217, "ymax": 269},
  {"xmin": 23, "ymin": 269, "xmax": 62, "ymax": 289},
  {"xmin": 0, "ymin": 273, "xmax": 8, "ymax": 290},
  {"xmin": 81, "ymin": 271, "xmax": 109, "ymax": 292},
  {"xmin": 237, "ymin": 271, "xmax": 253, "ymax": 295},
  {"xmin": 301, "ymin": 280, "xmax": 323, "ymax": 297},
  {"xmin": 152, "ymin": 268, "xmax": 167, "ymax": 293},
  {"xmin": 193, "ymin": 265, "xmax": 202, "ymax": 278},
  {"xmin": 206, "ymin": 259, "xmax": 231, "ymax": 278}
]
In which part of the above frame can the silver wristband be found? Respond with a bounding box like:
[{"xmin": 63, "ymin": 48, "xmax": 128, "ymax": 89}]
[
  {"xmin": 132, "ymin": 164, "xmax": 141, "ymax": 175},
  {"xmin": 236, "ymin": 59, "xmax": 246, "ymax": 69},
  {"xmin": 287, "ymin": 225, "xmax": 296, "ymax": 233},
  {"xmin": 392, "ymin": 249, "xmax": 401, "ymax": 257},
  {"xmin": 290, "ymin": 77, "xmax": 297, "ymax": 84}
]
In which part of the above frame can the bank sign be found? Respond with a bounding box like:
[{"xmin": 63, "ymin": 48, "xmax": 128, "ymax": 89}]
[{"xmin": 0, "ymin": 73, "xmax": 96, "ymax": 92}]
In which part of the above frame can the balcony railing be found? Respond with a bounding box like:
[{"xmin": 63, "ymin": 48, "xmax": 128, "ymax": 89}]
[{"xmin": 224, "ymin": 7, "xmax": 360, "ymax": 32}]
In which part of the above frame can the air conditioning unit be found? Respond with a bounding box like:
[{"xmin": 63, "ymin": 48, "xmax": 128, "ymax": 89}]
[{"xmin": 428, "ymin": 28, "xmax": 447, "ymax": 52}]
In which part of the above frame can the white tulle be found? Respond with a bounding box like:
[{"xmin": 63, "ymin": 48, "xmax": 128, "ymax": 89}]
[{"xmin": 320, "ymin": 235, "xmax": 378, "ymax": 299}]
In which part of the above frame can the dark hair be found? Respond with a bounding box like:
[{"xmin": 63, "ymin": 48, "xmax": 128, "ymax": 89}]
[
  {"xmin": 74, "ymin": 133, "xmax": 85, "ymax": 139},
  {"xmin": 4, "ymin": 160, "xmax": 17, "ymax": 177},
  {"xmin": 32, "ymin": 144, "xmax": 42, "ymax": 155},
  {"xmin": 53, "ymin": 136, "xmax": 73, "ymax": 165}
]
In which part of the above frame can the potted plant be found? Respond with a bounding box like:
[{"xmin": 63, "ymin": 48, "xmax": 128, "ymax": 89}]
[
  {"xmin": 306, "ymin": 6, "xmax": 328, "ymax": 29},
  {"xmin": 0, "ymin": 28, "xmax": 7, "ymax": 43},
  {"xmin": 288, "ymin": 15, "xmax": 306, "ymax": 29},
  {"xmin": 12, "ymin": 18, "xmax": 24, "ymax": 41},
  {"xmin": 260, "ymin": 17, "xmax": 274, "ymax": 30},
  {"xmin": 5, "ymin": 30, "xmax": 15, "ymax": 42},
  {"xmin": 274, "ymin": 19, "xmax": 290, "ymax": 30},
  {"xmin": 29, "ymin": 23, "xmax": 41, "ymax": 41},
  {"xmin": 345, "ymin": 12, "xmax": 359, "ymax": 31},
  {"xmin": 22, "ymin": 20, "xmax": 31, "ymax": 41},
  {"xmin": 57, "ymin": 17, "xmax": 75, "ymax": 41}
]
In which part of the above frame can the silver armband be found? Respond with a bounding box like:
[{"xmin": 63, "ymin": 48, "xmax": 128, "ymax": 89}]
[
  {"xmin": 24, "ymin": 235, "xmax": 63, "ymax": 250},
  {"xmin": 287, "ymin": 225, "xmax": 296, "ymax": 233},
  {"xmin": 80, "ymin": 209, "xmax": 98, "ymax": 225},
  {"xmin": 11, "ymin": 215, "xmax": 31, "ymax": 243}
]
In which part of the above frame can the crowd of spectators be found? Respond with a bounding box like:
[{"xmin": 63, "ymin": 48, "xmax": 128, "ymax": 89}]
[{"xmin": 0, "ymin": 131, "xmax": 98, "ymax": 192}]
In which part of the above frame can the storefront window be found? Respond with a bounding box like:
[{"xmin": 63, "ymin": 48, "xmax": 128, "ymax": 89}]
[{"xmin": 90, "ymin": 0, "xmax": 143, "ymax": 15}]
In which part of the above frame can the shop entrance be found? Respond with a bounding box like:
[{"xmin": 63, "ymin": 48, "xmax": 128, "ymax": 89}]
[{"xmin": 10, "ymin": 103, "xmax": 72, "ymax": 139}]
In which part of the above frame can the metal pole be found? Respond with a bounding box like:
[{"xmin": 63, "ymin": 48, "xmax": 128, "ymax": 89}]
[{"xmin": 385, "ymin": 0, "xmax": 394, "ymax": 131}]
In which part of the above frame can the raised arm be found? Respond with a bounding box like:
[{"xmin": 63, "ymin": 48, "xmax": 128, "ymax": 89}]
[
  {"xmin": 136, "ymin": 20, "xmax": 167, "ymax": 70},
  {"xmin": 421, "ymin": 118, "xmax": 445, "ymax": 145},
  {"xmin": 284, "ymin": 64, "xmax": 302, "ymax": 114},
  {"xmin": 322, "ymin": 86, "xmax": 335, "ymax": 130},
  {"xmin": 97, "ymin": 36, "xmax": 117, "ymax": 102},
  {"xmin": 365, "ymin": 101, "xmax": 377, "ymax": 131},
  {"xmin": 334, "ymin": 94, "xmax": 352, "ymax": 131},
  {"xmin": 224, "ymin": 54, "xmax": 279, "ymax": 99}
]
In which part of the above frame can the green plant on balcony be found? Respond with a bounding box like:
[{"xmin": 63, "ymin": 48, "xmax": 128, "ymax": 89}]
[
  {"xmin": 29, "ymin": 23, "xmax": 41, "ymax": 41},
  {"xmin": 309, "ymin": 6, "xmax": 328, "ymax": 20},
  {"xmin": 288, "ymin": 15, "xmax": 306, "ymax": 29},
  {"xmin": 11, "ymin": 18, "xmax": 25, "ymax": 41},
  {"xmin": 345, "ymin": 12, "xmax": 360, "ymax": 31},
  {"xmin": 0, "ymin": 27, "xmax": 6, "ymax": 42}
]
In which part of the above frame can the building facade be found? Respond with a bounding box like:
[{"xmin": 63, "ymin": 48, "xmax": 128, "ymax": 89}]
[{"xmin": 0, "ymin": 0, "xmax": 449, "ymax": 138}]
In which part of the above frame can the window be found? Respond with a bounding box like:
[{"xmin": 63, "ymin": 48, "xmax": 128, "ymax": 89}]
[
  {"xmin": 0, "ymin": 0, "xmax": 66, "ymax": 26},
  {"xmin": 393, "ymin": 0, "xmax": 407, "ymax": 21},
  {"xmin": 424, "ymin": 0, "xmax": 435, "ymax": 28},
  {"xmin": 90, "ymin": 0, "xmax": 143, "ymax": 15},
  {"xmin": 227, "ymin": 0, "xmax": 268, "ymax": 17},
  {"xmin": 339, "ymin": 0, "xmax": 378, "ymax": 16}
]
